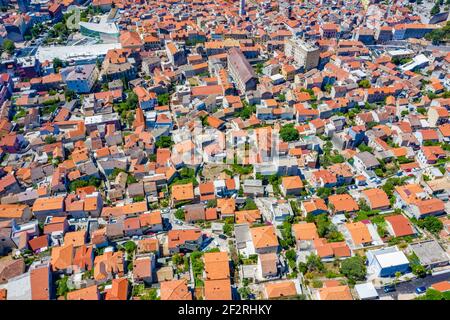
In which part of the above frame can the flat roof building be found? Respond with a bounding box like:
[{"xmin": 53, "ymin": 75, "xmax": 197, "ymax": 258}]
[
  {"xmin": 285, "ymin": 38, "xmax": 320, "ymax": 71},
  {"xmin": 367, "ymin": 246, "xmax": 410, "ymax": 278},
  {"xmin": 409, "ymin": 240, "xmax": 449, "ymax": 268},
  {"xmin": 355, "ymin": 282, "xmax": 379, "ymax": 300}
]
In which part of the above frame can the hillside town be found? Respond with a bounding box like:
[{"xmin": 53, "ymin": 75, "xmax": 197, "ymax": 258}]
[{"xmin": 0, "ymin": 0, "xmax": 449, "ymax": 301}]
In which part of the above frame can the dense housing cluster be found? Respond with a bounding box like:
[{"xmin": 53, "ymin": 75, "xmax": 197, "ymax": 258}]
[{"xmin": 0, "ymin": 0, "xmax": 449, "ymax": 301}]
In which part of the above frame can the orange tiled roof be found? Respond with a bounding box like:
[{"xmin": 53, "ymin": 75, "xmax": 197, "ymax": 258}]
[
  {"xmin": 385, "ymin": 215, "xmax": 415, "ymax": 237},
  {"xmin": 160, "ymin": 279, "xmax": 192, "ymax": 300},
  {"xmin": 319, "ymin": 285, "xmax": 353, "ymax": 300},
  {"xmin": 292, "ymin": 223, "xmax": 319, "ymax": 241},
  {"xmin": 204, "ymin": 251, "xmax": 230, "ymax": 280},
  {"xmin": 328, "ymin": 194, "xmax": 359, "ymax": 213},
  {"xmin": 66, "ymin": 285, "xmax": 99, "ymax": 300},
  {"xmin": 264, "ymin": 281, "xmax": 298, "ymax": 299},
  {"xmin": 250, "ymin": 226, "xmax": 279, "ymax": 249},
  {"xmin": 361, "ymin": 188, "xmax": 390, "ymax": 210},
  {"xmin": 346, "ymin": 222, "xmax": 372, "ymax": 245},
  {"xmin": 204, "ymin": 279, "xmax": 231, "ymax": 300}
]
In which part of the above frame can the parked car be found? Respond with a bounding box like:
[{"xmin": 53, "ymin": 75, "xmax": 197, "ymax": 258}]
[
  {"xmin": 415, "ymin": 286, "xmax": 426, "ymax": 294},
  {"xmin": 383, "ymin": 285, "xmax": 396, "ymax": 293},
  {"xmin": 218, "ymin": 234, "xmax": 228, "ymax": 240}
]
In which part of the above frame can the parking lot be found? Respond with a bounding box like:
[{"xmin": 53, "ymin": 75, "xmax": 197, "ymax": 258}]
[{"xmin": 376, "ymin": 271, "xmax": 450, "ymax": 300}]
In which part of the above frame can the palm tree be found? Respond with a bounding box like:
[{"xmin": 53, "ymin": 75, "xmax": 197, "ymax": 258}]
[{"xmin": 394, "ymin": 271, "xmax": 402, "ymax": 288}]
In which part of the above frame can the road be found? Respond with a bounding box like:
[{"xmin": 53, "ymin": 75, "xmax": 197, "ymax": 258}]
[
  {"xmin": 376, "ymin": 271, "xmax": 450, "ymax": 299},
  {"xmin": 426, "ymin": 45, "xmax": 450, "ymax": 52},
  {"xmin": 165, "ymin": 208, "xmax": 200, "ymax": 230}
]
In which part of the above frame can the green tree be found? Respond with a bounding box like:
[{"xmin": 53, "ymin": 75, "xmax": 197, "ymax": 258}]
[
  {"xmin": 416, "ymin": 107, "xmax": 427, "ymax": 115},
  {"xmin": 223, "ymin": 221, "xmax": 234, "ymax": 237},
  {"xmin": 2, "ymin": 39, "xmax": 15, "ymax": 55},
  {"xmin": 255, "ymin": 62, "xmax": 264, "ymax": 75},
  {"xmin": 316, "ymin": 187, "xmax": 332, "ymax": 199},
  {"xmin": 236, "ymin": 101, "xmax": 256, "ymax": 120},
  {"xmin": 123, "ymin": 241, "xmax": 137, "ymax": 255},
  {"xmin": 335, "ymin": 186, "xmax": 348, "ymax": 195},
  {"xmin": 172, "ymin": 253, "xmax": 183, "ymax": 266},
  {"xmin": 126, "ymin": 91, "xmax": 138, "ymax": 109},
  {"xmin": 175, "ymin": 208, "xmax": 185, "ymax": 220},
  {"xmin": 242, "ymin": 198, "xmax": 257, "ymax": 211},
  {"xmin": 285, "ymin": 249, "xmax": 297, "ymax": 265},
  {"xmin": 417, "ymin": 216, "xmax": 443, "ymax": 234},
  {"xmin": 340, "ymin": 255, "xmax": 366, "ymax": 282},
  {"xmin": 68, "ymin": 177, "xmax": 101, "ymax": 192},
  {"xmin": 279, "ymin": 123, "xmax": 300, "ymax": 142},
  {"xmin": 30, "ymin": 23, "xmax": 44, "ymax": 38},
  {"xmin": 431, "ymin": 3, "xmax": 441, "ymax": 15},
  {"xmin": 140, "ymin": 288, "xmax": 160, "ymax": 300},
  {"xmin": 206, "ymin": 199, "xmax": 217, "ymax": 208},
  {"xmin": 298, "ymin": 253, "xmax": 324, "ymax": 274},
  {"xmin": 56, "ymin": 276, "xmax": 70, "ymax": 298},
  {"xmin": 131, "ymin": 195, "xmax": 144, "ymax": 202},
  {"xmin": 425, "ymin": 21, "xmax": 450, "ymax": 44},
  {"xmin": 157, "ymin": 93, "xmax": 170, "ymax": 106},
  {"xmin": 417, "ymin": 288, "xmax": 450, "ymax": 300},
  {"xmin": 358, "ymin": 199, "xmax": 370, "ymax": 212},
  {"xmin": 44, "ymin": 135, "xmax": 56, "ymax": 144},
  {"xmin": 190, "ymin": 251, "xmax": 205, "ymax": 287},
  {"xmin": 155, "ymin": 136, "xmax": 173, "ymax": 148},
  {"xmin": 127, "ymin": 174, "xmax": 138, "ymax": 185},
  {"xmin": 358, "ymin": 143, "xmax": 373, "ymax": 153},
  {"xmin": 277, "ymin": 93, "xmax": 286, "ymax": 102},
  {"xmin": 358, "ymin": 79, "xmax": 371, "ymax": 88},
  {"xmin": 312, "ymin": 279, "xmax": 323, "ymax": 288},
  {"xmin": 64, "ymin": 89, "xmax": 76, "ymax": 101},
  {"xmin": 238, "ymin": 286, "xmax": 252, "ymax": 300},
  {"xmin": 279, "ymin": 220, "xmax": 295, "ymax": 249},
  {"xmin": 53, "ymin": 57, "xmax": 64, "ymax": 70}
]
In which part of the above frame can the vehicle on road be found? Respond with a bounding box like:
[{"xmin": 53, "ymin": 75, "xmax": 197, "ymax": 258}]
[{"xmin": 218, "ymin": 234, "xmax": 228, "ymax": 240}]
